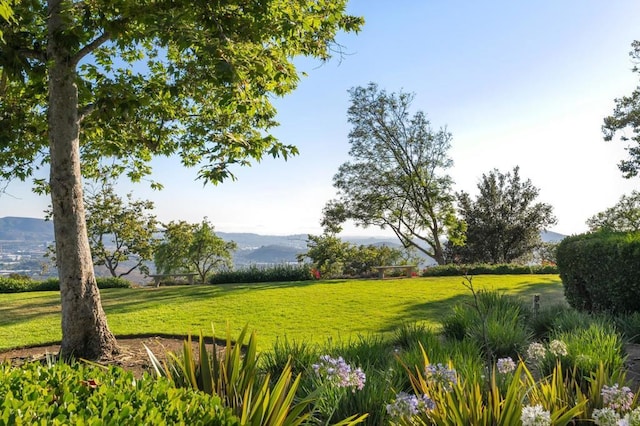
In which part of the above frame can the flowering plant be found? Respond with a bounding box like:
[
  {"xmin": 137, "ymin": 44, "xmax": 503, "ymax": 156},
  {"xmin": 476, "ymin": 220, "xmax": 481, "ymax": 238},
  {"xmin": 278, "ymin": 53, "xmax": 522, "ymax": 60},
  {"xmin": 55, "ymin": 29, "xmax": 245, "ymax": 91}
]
[
  {"xmin": 592, "ymin": 384, "xmax": 638, "ymax": 425},
  {"xmin": 424, "ymin": 363, "xmax": 457, "ymax": 391},
  {"xmin": 521, "ymin": 404, "xmax": 552, "ymax": 426},
  {"xmin": 496, "ymin": 357, "xmax": 516, "ymax": 374},
  {"xmin": 312, "ymin": 355, "xmax": 366, "ymax": 391},
  {"xmin": 309, "ymin": 355, "xmax": 367, "ymax": 424},
  {"xmin": 386, "ymin": 392, "xmax": 435, "ymax": 422}
]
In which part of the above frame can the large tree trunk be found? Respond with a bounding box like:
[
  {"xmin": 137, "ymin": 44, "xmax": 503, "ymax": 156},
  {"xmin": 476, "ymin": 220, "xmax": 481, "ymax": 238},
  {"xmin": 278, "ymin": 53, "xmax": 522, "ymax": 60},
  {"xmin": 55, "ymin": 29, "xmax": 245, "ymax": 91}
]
[{"xmin": 48, "ymin": 0, "xmax": 119, "ymax": 360}]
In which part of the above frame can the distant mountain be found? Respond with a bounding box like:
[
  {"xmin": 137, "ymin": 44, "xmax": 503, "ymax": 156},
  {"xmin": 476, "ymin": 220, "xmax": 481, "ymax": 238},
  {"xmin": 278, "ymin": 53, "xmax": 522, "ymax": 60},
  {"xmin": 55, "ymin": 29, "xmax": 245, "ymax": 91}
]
[
  {"xmin": 0, "ymin": 216, "xmax": 569, "ymax": 268},
  {"xmin": 217, "ymin": 232, "xmax": 309, "ymax": 250},
  {"xmin": 0, "ymin": 216, "xmax": 54, "ymax": 241},
  {"xmin": 235, "ymin": 245, "xmax": 303, "ymax": 264},
  {"xmin": 541, "ymin": 230, "xmax": 566, "ymax": 243}
]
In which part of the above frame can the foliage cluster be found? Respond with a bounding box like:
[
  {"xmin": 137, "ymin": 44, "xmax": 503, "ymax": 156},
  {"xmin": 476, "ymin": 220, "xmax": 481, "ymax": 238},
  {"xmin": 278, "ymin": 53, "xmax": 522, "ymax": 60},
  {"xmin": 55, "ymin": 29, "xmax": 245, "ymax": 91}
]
[
  {"xmin": 422, "ymin": 263, "xmax": 558, "ymax": 277},
  {"xmin": 154, "ymin": 218, "xmax": 237, "ymax": 284},
  {"xmin": 587, "ymin": 190, "xmax": 640, "ymax": 233},
  {"xmin": 0, "ymin": 276, "xmax": 131, "ymax": 293},
  {"xmin": 84, "ymin": 179, "xmax": 160, "ymax": 278},
  {"xmin": 209, "ymin": 264, "xmax": 313, "ymax": 285},
  {"xmin": 450, "ymin": 166, "xmax": 557, "ymax": 265},
  {"xmin": 556, "ymin": 231, "xmax": 640, "ymax": 313},
  {"xmin": 299, "ymin": 233, "xmax": 416, "ymax": 278},
  {"xmin": 0, "ymin": 360, "xmax": 238, "ymax": 424}
]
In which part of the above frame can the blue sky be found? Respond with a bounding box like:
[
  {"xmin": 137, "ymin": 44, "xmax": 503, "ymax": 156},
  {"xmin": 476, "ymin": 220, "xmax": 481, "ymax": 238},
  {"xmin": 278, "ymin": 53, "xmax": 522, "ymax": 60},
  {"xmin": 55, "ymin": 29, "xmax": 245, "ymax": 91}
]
[{"xmin": 3, "ymin": 1, "xmax": 640, "ymax": 237}]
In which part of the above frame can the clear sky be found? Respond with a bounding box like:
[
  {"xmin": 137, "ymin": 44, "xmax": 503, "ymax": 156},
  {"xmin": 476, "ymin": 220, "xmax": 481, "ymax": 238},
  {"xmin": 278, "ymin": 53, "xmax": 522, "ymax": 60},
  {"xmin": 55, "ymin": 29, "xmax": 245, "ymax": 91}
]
[{"xmin": 2, "ymin": 1, "xmax": 640, "ymax": 237}]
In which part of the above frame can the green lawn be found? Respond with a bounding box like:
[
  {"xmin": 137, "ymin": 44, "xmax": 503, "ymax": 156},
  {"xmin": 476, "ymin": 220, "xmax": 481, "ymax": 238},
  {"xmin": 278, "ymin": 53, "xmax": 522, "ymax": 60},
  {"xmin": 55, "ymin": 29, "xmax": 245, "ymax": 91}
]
[{"xmin": 0, "ymin": 274, "xmax": 564, "ymax": 351}]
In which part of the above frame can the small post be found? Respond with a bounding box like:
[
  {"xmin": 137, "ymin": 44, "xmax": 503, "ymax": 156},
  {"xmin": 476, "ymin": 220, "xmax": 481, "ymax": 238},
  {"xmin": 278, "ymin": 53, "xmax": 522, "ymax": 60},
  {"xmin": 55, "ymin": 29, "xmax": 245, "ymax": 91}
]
[{"xmin": 532, "ymin": 294, "xmax": 540, "ymax": 317}]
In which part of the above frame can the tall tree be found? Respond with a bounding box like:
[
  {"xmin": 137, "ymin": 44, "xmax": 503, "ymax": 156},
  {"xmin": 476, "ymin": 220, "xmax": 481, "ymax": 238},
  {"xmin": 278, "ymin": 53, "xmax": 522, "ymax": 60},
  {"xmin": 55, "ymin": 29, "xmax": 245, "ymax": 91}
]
[
  {"xmin": 586, "ymin": 190, "xmax": 640, "ymax": 233},
  {"xmin": 0, "ymin": 1, "xmax": 362, "ymax": 359},
  {"xmin": 154, "ymin": 218, "xmax": 236, "ymax": 284},
  {"xmin": 84, "ymin": 180, "xmax": 159, "ymax": 278},
  {"xmin": 453, "ymin": 166, "xmax": 556, "ymax": 264},
  {"xmin": 323, "ymin": 83, "xmax": 464, "ymax": 265},
  {"xmin": 603, "ymin": 40, "xmax": 640, "ymax": 178}
]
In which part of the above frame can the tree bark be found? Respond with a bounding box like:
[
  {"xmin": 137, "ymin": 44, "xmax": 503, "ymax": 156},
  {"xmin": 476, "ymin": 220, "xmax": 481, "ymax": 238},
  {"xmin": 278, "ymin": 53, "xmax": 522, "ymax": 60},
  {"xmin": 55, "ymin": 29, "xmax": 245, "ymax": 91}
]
[{"xmin": 47, "ymin": 0, "xmax": 119, "ymax": 360}]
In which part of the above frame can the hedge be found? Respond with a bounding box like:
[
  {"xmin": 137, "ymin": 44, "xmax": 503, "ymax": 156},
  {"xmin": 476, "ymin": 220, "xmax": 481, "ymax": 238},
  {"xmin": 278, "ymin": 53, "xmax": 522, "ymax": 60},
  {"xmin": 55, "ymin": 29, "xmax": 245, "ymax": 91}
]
[
  {"xmin": 421, "ymin": 263, "xmax": 558, "ymax": 277},
  {"xmin": 556, "ymin": 231, "xmax": 640, "ymax": 313},
  {"xmin": 0, "ymin": 276, "xmax": 132, "ymax": 293}
]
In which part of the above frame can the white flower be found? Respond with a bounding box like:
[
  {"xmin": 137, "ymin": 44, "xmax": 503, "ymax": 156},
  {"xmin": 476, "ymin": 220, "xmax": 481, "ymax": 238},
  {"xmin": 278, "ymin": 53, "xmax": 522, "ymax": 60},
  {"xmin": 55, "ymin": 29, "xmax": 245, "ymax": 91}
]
[
  {"xmin": 593, "ymin": 407, "xmax": 620, "ymax": 426},
  {"xmin": 526, "ymin": 342, "xmax": 547, "ymax": 362},
  {"xmin": 496, "ymin": 357, "xmax": 516, "ymax": 374},
  {"xmin": 521, "ymin": 404, "xmax": 551, "ymax": 426},
  {"xmin": 549, "ymin": 339, "xmax": 568, "ymax": 357},
  {"xmin": 626, "ymin": 407, "xmax": 640, "ymax": 425}
]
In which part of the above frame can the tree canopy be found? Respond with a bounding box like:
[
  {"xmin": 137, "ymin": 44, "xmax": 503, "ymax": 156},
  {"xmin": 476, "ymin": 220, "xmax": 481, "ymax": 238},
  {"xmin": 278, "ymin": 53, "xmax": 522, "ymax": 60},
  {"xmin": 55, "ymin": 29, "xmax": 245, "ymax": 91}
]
[
  {"xmin": 323, "ymin": 83, "xmax": 464, "ymax": 265},
  {"xmin": 0, "ymin": 0, "xmax": 362, "ymax": 359},
  {"xmin": 154, "ymin": 218, "xmax": 237, "ymax": 284},
  {"xmin": 587, "ymin": 190, "xmax": 640, "ymax": 233},
  {"xmin": 452, "ymin": 166, "xmax": 556, "ymax": 264},
  {"xmin": 84, "ymin": 180, "xmax": 159, "ymax": 278},
  {"xmin": 603, "ymin": 40, "xmax": 640, "ymax": 178}
]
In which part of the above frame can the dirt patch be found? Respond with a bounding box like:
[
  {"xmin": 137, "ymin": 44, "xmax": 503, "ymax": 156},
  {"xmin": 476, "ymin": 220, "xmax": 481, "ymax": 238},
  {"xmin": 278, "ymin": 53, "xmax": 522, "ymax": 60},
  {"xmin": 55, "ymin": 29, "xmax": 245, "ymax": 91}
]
[{"xmin": 0, "ymin": 336, "xmax": 206, "ymax": 378}]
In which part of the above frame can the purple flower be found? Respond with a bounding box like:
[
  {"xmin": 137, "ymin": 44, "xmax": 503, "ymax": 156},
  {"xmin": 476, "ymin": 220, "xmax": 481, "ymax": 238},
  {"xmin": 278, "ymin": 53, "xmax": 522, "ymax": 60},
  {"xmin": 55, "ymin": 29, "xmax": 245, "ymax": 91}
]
[
  {"xmin": 601, "ymin": 384, "xmax": 634, "ymax": 412},
  {"xmin": 313, "ymin": 355, "xmax": 366, "ymax": 391},
  {"xmin": 386, "ymin": 392, "xmax": 435, "ymax": 420},
  {"xmin": 425, "ymin": 363, "xmax": 457, "ymax": 391}
]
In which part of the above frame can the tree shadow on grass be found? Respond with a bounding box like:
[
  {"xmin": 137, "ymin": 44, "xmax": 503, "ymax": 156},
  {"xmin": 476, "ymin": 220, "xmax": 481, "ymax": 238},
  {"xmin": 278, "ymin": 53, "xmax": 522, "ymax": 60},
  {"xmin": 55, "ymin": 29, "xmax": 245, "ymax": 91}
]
[
  {"xmin": 0, "ymin": 297, "xmax": 61, "ymax": 328},
  {"xmin": 374, "ymin": 276, "xmax": 566, "ymax": 336}
]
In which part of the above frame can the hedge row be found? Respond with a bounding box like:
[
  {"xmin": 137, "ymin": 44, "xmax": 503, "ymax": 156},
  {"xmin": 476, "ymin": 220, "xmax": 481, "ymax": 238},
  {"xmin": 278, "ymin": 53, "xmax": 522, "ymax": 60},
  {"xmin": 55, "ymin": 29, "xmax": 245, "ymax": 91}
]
[
  {"xmin": 421, "ymin": 263, "xmax": 558, "ymax": 277},
  {"xmin": 0, "ymin": 276, "xmax": 132, "ymax": 293},
  {"xmin": 556, "ymin": 231, "xmax": 640, "ymax": 313},
  {"xmin": 209, "ymin": 264, "xmax": 314, "ymax": 284}
]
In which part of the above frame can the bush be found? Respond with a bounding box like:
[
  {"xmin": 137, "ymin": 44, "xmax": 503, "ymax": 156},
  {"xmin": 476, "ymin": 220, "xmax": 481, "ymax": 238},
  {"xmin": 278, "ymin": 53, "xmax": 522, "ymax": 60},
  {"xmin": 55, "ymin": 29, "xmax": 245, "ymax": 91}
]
[
  {"xmin": 209, "ymin": 263, "xmax": 314, "ymax": 284},
  {"xmin": 0, "ymin": 361, "xmax": 238, "ymax": 424},
  {"xmin": 0, "ymin": 276, "xmax": 132, "ymax": 293},
  {"xmin": 557, "ymin": 231, "xmax": 640, "ymax": 313},
  {"xmin": 536, "ymin": 322, "xmax": 626, "ymax": 389},
  {"xmin": 441, "ymin": 290, "xmax": 531, "ymax": 361},
  {"xmin": 422, "ymin": 263, "xmax": 558, "ymax": 277}
]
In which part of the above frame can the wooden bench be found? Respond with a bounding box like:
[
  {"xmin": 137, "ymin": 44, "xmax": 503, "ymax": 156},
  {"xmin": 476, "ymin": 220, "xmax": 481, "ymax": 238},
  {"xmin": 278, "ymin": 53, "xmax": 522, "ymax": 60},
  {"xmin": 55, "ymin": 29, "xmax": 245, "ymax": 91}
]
[
  {"xmin": 372, "ymin": 265, "xmax": 417, "ymax": 279},
  {"xmin": 148, "ymin": 273, "xmax": 198, "ymax": 287}
]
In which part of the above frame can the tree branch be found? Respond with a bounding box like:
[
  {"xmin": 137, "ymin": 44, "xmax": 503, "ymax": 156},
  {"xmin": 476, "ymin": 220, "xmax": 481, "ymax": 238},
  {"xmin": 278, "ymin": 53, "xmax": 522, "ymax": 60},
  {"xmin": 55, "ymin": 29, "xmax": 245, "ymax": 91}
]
[
  {"xmin": 72, "ymin": 31, "xmax": 111, "ymax": 66},
  {"xmin": 78, "ymin": 103, "xmax": 96, "ymax": 123}
]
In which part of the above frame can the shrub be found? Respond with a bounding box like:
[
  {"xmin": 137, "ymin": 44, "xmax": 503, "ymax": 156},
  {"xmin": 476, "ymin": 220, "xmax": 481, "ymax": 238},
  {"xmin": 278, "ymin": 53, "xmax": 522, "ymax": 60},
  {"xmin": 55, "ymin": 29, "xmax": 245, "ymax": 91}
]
[
  {"xmin": 0, "ymin": 276, "xmax": 132, "ymax": 293},
  {"xmin": 0, "ymin": 360, "xmax": 238, "ymax": 424},
  {"xmin": 537, "ymin": 323, "xmax": 626, "ymax": 388},
  {"xmin": 422, "ymin": 263, "xmax": 558, "ymax": 277},
  {"xmin": 391, "ymin": 322, "xmax": 438, "ymax": 350},
  {"xmin": 523, "ymin": 303, "xmax": 574, "ymax": 341},
  {"xmin": 209, "ymin": 264, "xmax": 313, "ymax": 284},
  {"xmin": 441, "ymin": 290, "xmax": 531, "ymax": 361},
  {"xmin": 557, "ymin": 231, "xmax": 640, "ymax": 313}
]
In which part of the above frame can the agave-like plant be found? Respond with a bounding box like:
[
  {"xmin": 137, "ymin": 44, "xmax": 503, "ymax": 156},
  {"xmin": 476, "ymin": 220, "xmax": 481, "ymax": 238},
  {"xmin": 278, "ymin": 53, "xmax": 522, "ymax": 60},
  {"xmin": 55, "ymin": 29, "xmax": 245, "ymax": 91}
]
[{"xmin": 145, "ymin": 324, "xmax": 312, "ymax": 426}]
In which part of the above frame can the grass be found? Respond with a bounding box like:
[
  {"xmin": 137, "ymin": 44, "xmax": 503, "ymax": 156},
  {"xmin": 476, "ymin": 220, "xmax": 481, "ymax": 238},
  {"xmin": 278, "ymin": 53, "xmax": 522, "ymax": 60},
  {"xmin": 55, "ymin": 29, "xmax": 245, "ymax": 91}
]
[{"xmin": 0, "ymin": 274, "xmax": 563, "ymax": 351}]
